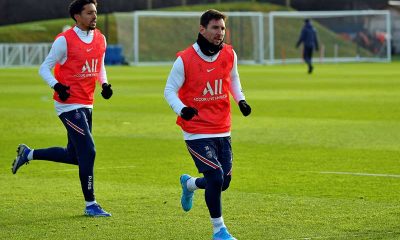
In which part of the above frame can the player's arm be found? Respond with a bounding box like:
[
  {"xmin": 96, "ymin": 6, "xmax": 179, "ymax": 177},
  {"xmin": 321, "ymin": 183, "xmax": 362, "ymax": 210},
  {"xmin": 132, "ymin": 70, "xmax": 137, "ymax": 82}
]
[
  {"xmin": 99, "ymin": 35, "xmax": 112, "ymax": 99},
  {"xmin": 38, "ymin": 36, "xmax": 70, "ymax": 101},
  {"xmin": 39, "ymin": 36, "xmax": 66, "ymax": 88},
  {"xmin": 164, "ymin": 57, "xmax": 198, "ymax": 120},
  {"xmin": 295, "ymin": 28, "xmax": 305, "ymax": 48},
  {"xmin": 230, "ymin": 50, "xmax": 251, "ymax": 117}
]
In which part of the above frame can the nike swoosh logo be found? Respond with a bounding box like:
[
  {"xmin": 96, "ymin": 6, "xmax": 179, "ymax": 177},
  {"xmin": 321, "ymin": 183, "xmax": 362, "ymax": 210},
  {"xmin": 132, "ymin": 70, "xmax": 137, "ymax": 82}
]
[
  {"xmin": 86, "ymin": 48, "xmax": 93, "ymax": 52},
  {"xmin": 206, "ymin": 68, "xmax": 215, "ymax": 73}
]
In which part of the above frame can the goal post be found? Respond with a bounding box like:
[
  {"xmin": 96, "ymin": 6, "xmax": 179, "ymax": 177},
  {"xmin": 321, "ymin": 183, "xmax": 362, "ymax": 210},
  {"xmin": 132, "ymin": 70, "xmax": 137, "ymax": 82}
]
[
  {"xmin": 132, "ymin": 11, "xmax": 266, "ymax": 65},
  {"xmin": 113, "ymin": 10, "xmax": 391, "ymax": 65},
  {"xmin": 115, "ymin": 11, "xmax": 265, "ymax": 65},
  {"xmin": 268, "ymin": 10, "xmax": 391, "ymax": 64}
]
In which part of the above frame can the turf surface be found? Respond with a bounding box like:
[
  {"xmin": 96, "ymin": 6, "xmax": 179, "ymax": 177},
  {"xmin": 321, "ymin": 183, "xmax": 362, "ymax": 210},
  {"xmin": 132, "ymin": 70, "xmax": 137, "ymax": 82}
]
[{"xmin": 1, "ymin": 63, "xmax": 399, "ymax": 239}]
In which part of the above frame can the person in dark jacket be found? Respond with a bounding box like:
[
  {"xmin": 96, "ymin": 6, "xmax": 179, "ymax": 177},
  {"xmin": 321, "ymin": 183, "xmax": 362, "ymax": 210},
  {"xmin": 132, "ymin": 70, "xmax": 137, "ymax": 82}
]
[{"xmin": 296, "ymin": 19, "xmax": 319, "ymax": 74}]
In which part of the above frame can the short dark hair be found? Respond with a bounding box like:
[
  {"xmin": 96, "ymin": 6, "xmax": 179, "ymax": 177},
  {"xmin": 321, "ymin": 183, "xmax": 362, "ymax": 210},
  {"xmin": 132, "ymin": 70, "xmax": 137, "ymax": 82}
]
[
  {"xmin": 200, "ymin": 9, "xmax": 227, "ymax": 28},
  {"xmin": 69, "ymin": 0, "xmax": 97, "ymax": 22}
]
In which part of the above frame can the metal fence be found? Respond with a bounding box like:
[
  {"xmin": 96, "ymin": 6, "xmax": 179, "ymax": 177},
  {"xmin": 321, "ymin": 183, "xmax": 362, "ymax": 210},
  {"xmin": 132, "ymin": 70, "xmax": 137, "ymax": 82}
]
[{"xmin": 0, "ymin": 43, "xmax": 51, "ymax": 67}]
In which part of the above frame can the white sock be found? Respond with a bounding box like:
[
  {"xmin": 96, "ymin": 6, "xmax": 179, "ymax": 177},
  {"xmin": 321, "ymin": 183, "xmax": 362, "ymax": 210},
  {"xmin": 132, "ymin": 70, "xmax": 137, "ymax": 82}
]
[
  {"xmin": 27, "ymin": 150, "xmax": 34, "ymax": 160},
  {"xmin": 85, "ymin": 200, "xmax": 97, "ymax": 207},
  {"xmin": 211, "ymin": 216, "xmax": 226, "ymax": 234},
  {"xmin": 186, "ymin": 177, "xmax": 199, "ymax": 191}
]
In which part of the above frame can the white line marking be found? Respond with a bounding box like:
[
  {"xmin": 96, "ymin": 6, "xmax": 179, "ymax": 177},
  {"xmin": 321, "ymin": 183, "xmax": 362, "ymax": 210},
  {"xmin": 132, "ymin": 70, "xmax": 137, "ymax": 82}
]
[
  {"xmin": 296, "ymin": 231, "xmax": 400, "ymax": 239},
  {"xmin": 320, "ymin": 171, "xmax": 400, "ymax": 178}
]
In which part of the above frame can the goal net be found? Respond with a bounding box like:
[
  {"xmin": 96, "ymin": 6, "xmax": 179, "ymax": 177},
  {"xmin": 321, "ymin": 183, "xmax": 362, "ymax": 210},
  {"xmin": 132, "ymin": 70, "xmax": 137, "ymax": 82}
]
[
  {"xmin": 114, "ymin": 10, "xmax": 391, "ymax": 65},
  {"xmin": 114, "ymin": 11, "xmax": 264, "ymax": 65},
  {"xmin": 268, "ymin": 10, "xmax": 391, "ymax": 64}
]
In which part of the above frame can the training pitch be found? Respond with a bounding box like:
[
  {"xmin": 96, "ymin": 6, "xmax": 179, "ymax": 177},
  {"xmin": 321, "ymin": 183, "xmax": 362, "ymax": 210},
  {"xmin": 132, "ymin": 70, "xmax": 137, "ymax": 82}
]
[{"xmin": 1, "ymin": 63, "xmax": 399, "ymax": 239}]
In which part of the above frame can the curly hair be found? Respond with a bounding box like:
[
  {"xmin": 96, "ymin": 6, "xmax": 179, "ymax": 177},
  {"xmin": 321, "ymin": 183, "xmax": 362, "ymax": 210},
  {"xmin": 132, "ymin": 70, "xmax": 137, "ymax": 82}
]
[{"xmin": 69, "ymin": 0, "xmax": 97, "ymax": 22}]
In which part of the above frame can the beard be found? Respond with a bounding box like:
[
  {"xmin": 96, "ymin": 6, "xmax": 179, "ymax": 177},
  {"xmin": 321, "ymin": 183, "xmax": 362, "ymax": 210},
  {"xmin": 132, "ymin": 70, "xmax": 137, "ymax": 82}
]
[{"xmin": 88, "ymin": 21, "xmax": 96, "ymax": 30}]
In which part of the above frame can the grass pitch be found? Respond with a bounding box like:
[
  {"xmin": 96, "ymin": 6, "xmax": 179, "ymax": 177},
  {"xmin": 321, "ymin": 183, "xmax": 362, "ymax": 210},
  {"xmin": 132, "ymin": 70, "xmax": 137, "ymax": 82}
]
[{"xmin": 1, "ymin": 63, "xmax": 400, "ymax": 239}]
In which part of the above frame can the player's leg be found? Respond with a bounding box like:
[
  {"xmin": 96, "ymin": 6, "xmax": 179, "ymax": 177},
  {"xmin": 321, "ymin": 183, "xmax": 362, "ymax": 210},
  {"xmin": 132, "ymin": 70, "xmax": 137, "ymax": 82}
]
[
  {"xmin": 309, "ymin": 47, "xmax": 314, "ymax": 73},
  {"xmin": 200, "ymin": 141, "xmax": 226, "ymax": 220},
  {"xmin": 181, "ymin": 138, "xmax": 219, "ymax": 211},
  {"xmin": 11, "ymin": 121, "xmax": 78, "ymax": 175},
  {"xmin": 210, "ymin": 136, "xmax": 236, "ymax": 240},
  {"xmin": 203, "ymin": 149, "xmax": 235, "ymax": 240},
  {"xmin": 61, "ymin": 108, "xmax": 110, "ymax": 217},
  {"xmin": 184, "ymin": 138, "xmax": 236, "ymax": 240},
  {"xmin": 62, "ymin": 109, "xmax": 96, "ymax": 201},
  {"xmin": 304, "ymin": 47, "xmax": 313, "ymax": 73},
  {"xmin": 31, "ymin": 133, "xmax": 78, "ymax": 164},
  {"xmin": 219, "ymin": 136, "xmax": 233, "ymax": 192},
  {"xmin": 203, "ymin": 168, "xmax": 224, "ymax": 220}
]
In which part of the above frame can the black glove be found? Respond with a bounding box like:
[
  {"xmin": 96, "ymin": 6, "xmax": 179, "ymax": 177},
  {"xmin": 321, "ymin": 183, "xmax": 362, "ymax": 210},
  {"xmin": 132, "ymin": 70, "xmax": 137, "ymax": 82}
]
[
  {"xmin": 238, "ymin": 100, "xmax": 251, "ymax": 117},
  {"xmin": 101, "ymin": 83, "xmax": 113, "ymax": 99},
  {"xmin": 180, "ymin": 107, "xmax": 198, "ymax": 121},
  {"xmin": 53, "ymin": 83, "xmax": 70, "ymax": 101}
]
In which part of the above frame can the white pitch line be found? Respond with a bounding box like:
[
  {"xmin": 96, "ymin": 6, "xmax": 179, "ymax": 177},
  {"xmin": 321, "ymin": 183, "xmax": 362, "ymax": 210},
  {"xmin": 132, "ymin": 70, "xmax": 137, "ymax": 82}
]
[
  {"xmin": 296, "ymin": 231, "xmax": 400, "ymax": 239},
  {"xmin": 320, "ymin": 171, "xmax": 400, "ymax": 178}
]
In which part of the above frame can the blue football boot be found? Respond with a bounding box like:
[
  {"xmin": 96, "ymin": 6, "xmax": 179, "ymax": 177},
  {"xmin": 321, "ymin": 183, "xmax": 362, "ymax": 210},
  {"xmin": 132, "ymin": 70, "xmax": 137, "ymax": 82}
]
[
  {"xmin": 84, "ymin": 203, "xmax": 111, "ymax": 217},
  {"xmin": 180, "ymin": 174, "xmax": 194, "ymax": 212},
  {"xmin": 213, "ymin": 227, "xmax": 237, "ymax": 240},
  {"xmin": 12, "ymin": 144, "xmax": 31, "ymax": 174}
]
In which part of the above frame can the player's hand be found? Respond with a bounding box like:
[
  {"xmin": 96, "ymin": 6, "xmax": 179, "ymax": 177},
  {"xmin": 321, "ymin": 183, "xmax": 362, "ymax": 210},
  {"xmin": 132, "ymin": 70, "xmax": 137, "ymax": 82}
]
[
  {"xmin": 53, "ymin": 83, "xmax": 70, "ymax": 101},
  {"xmin": 238, "ymin": 100, "xmax": 251, "ymax": 117},
  {"xmin": 180, "ymin": 107, "xmax": 198, "ymax": 121},
  {"xmin": 101, "ymin": 83, "xmax": 113, "ymax": 99}
]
